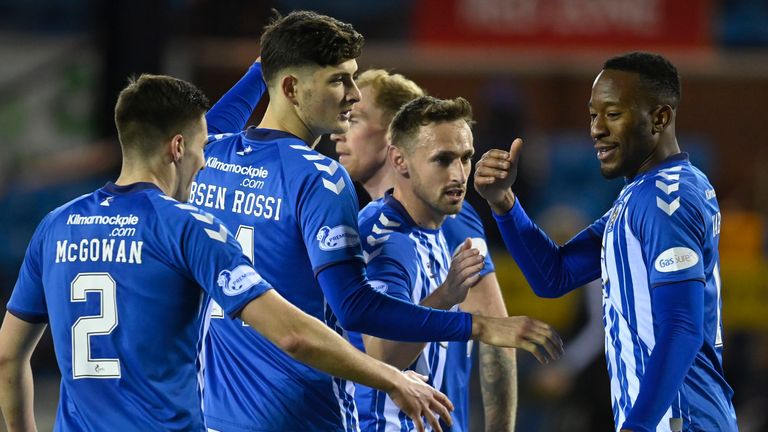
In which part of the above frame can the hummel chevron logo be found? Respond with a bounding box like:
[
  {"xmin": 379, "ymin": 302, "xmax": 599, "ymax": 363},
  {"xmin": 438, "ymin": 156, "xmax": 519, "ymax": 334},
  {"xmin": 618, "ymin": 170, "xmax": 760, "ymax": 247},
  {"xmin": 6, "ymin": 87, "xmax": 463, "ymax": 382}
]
[
  {"xmin": 363, "ymin": 248, "xmax": 383, "ymax": 263},
  {"xmin": 378, "ymin": 213, "xmax": 401, "ymax": 228},
  {"xmin": 658, "ymin": 172, "xmax": 680, "ymax": 182},
  {"xmin": 656, "ymin": 196, "xmax": 681, "ymax": 216},
  {"xmin": 100, "ymin": 197, "xmax": 113, "ymax": 207},
  {"xmin": 175, "ymin": 203, "xmax": 199, "ymax": 212},
  {"xmin": 367, "ymin": 234, "xmax": 390, "ymax": 246},
  {"xmin": 211, "ymin": 133, "xmax": 233, "ymax": 140},
  {"xmin": 655, "ymin": 180, "xmax": 680, "ymax": 195},
  {"xmin": 204, "ymin": 224, "xmax": 228, "ymax": 243},
  {"xmin": 660, "ymin": 166, "xmax": 682, "ymax": 172},
  {"xmin": 314, "ymin": 160, "xmax": 339, "ymax": 176},
  {"xmin": 302, "ymin": 154, "xmax": 325, "ymax": 161},
  {"xmin": 322, "ymin": 178, "xmax": 346, "ymax": 194},
  {"xmin": 191, "ymin": 212, "xmax": 214, "ymax": 225},
  {"xmin": 372, "ymin": 224, "xmax": 393, "ymax": 235},
  {"xmin": 236, "ymin": 146, "xmax": 253, "ymax": 156},
  {"xmin": 159, "ymin": 195, "xmax": 175, "ymax": 201},
  {"xmin": 289, "ymin": 144, "xmax": 310, "ymax": 150}
]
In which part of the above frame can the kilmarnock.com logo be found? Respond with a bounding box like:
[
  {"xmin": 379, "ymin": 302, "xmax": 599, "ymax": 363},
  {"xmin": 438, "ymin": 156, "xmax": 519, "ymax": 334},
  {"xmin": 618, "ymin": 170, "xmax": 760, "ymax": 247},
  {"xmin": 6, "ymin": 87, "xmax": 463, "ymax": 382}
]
[{"xmin": 206, "ymin": 157, "xmax": 269, "ymax": 179}]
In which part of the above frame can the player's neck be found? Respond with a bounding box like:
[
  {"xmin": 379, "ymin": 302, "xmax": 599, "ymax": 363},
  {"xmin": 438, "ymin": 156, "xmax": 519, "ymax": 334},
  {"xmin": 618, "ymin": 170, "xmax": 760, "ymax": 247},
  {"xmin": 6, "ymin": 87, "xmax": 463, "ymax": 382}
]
[
  {"xmin": 258, "ymin": 103, "xmax": 317, "ymax": 144},
  {"xmin": 362, "ymin": 166, "xmax": 396, "ymax": 201},
  {"xmin": 114, "ymin": 162, "xmax": 173, "ymax": 198},
  {"xmin": 392, "ymin": 185, "xmax": 446, "ymax": 230}
]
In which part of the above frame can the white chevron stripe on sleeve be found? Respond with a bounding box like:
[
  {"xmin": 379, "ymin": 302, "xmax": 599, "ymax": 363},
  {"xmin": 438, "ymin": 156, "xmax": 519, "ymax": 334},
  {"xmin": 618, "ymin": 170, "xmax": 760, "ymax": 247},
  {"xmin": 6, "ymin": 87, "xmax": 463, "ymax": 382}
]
[
  {"xmin": 322, "ymin": 177, "xmax": 346, "ymax": 194},
  {"xmin": 159, "ymin": 195, "xmax": 176, "ymax": 201},
  {"xmin": 314, "ymin": 160, "xmax": 339, "ymax": 176},
  {"xmin": 302, "ymin": 154, "xmax": 325, "ymax": 161},
  {"xmin": 367, "ymin": 234, "xmax": 390, "ymax": 247},
  {"xmin": 289, "ymin": 144, "xmax": 311, "ymax": 150},
  {"xmin": 372, "ymin": 224, "xmax": 393, "ymax": 235},
  {"xmin": 655, "ymin": 180, "xmax": 680, "ymax": 195},
  {"xmin": 363, "ymin": 248, "xmax": 383, "ymax": 264},
  {"xmin": 175, "ymin": 203, "xmax": 199, "ymax": 212},
  {"xmin": 656, "ymin": 196, "xmax": 681, "ymax": 216},
  {"xmin": 204, "ymin": 224, "xmax": 228, "ymax": 243},
  {"xmin": 191, "ymin": 212, "xmax": 214, "ymax": 225},
  {"xmin": 660, "ymin": 165, "xmax": 682, "ymax": 172},
  {"xmin": 378, "ymin": 213, "xmax": 401, "ymax": 227},
  {"xmin": 658, "ymin": 172, "xmax": 680, "ymax": 181}
]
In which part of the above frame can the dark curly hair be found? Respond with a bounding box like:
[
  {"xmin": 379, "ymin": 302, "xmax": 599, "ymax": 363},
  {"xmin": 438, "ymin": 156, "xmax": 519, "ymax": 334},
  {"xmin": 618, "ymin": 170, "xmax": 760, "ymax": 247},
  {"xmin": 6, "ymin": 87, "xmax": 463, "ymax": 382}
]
[
  {"xmin": 604, "ymin": 51, "xmax": 681, "ymax": 108},
  {"xmin": 389, "ymin": 96, "xmax": 474, "ymax": 152},
  {"xmin": 260, "ymin": 10, "xmax": 364, "ymax": 85}
]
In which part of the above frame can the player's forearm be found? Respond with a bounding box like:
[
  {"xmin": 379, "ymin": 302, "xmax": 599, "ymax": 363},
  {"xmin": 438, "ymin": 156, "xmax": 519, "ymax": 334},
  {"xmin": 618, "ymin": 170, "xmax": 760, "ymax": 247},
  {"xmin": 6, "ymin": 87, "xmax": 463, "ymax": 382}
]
[
  {"xmin": 206, "ymin": 61, "xmax": 266, "ymax": 134},
  {"xmin": 622, "ymin": 280, "xmax": 704, "ymax": 432},
  {"xmin": 318, "ymin": 262, "xmax": 473, "ymax": 342},
  {"xmin": 0, "ymin": 359, "xmax": 37, "ymax": 432},
  {"xmin": 362, "ymin": 290, "xmax": 456, "ymax": 369},
  {"xmin": 479, "ymin": 343, "xmax": 517, "ymax": 432},
  {"xmin": 241, "ymin": 291, "xmax": 402, "ymax": 392},
  {"xmin": 493, "ymin": 199, "xmax": 599, "ymax": 298}
]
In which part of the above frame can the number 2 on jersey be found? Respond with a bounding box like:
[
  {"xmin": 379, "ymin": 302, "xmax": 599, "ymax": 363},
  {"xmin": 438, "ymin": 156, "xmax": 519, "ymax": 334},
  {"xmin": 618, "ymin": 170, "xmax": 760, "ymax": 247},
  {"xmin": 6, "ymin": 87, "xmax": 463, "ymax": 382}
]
[{"xmin": 71, "ymin": 273, "xmax": 121, "ymax": 379}]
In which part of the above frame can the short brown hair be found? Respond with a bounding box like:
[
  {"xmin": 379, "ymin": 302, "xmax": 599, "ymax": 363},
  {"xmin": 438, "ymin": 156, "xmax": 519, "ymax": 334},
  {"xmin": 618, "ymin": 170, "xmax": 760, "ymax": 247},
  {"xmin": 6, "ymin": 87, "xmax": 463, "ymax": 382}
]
[
  {"xmin": 260, "ymin": 10, "xmax": 364, "ymax": 85},
  {"xmin": 389, "ymin": 96, "xmax": 473, "ymax": 152},
  {"xmin": 356, "ymin": 69, "xmax": 425, "ymax": 127},
  {"xmin": 114, "ymin": 74, "xmax": 209, "ymax": 156}
]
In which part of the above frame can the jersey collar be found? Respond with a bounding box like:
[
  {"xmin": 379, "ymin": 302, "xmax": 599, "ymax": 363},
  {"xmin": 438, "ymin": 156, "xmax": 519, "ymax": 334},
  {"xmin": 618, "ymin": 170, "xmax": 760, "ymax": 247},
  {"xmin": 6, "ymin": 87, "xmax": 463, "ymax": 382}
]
[{"xmin": 102, "ymin": 182, "xmax": 162, "ymax": 195}]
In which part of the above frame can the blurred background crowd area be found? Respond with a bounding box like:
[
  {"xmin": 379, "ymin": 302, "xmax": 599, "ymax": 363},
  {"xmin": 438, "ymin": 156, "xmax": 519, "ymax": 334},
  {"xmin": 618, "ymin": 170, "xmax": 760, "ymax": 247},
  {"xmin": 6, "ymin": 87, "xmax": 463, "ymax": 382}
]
[{"xmin": 1, "ymin": 1, "xmax": 767, "ymax": 431}]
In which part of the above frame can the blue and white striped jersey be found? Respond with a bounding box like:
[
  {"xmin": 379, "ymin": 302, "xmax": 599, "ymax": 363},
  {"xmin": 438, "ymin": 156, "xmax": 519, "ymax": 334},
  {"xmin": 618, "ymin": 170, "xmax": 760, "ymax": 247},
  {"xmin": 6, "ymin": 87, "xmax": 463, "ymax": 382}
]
[
  {"xmin": 193, "ymin": 128, "xmax": 364, "ymax": 432},
  {"xmin": 7, "ymin": 182, "xmax": 271, "ymax": 431},
  {"xmin": 352, "ymin": 194, "xmax": 493, "ymax": 432},
  {"xmin": 589, "ymin": 154, "xmax": 736, "ymax": 431}
]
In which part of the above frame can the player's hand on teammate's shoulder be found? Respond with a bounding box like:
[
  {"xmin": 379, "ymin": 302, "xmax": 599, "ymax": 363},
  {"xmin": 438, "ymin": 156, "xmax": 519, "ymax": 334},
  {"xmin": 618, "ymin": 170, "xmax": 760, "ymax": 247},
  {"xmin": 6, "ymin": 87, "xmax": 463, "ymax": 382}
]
[
  {"xmin": 437, "ymin": 239, "xmax": 485, "ymax": 306},
  {"xmin": 474, "ymin": 138, "xmax": 524, "ymax": 214},
  {"xmin": 386, "ymin": 370, "xmax": 454, "ymax": 432},
  {"xmin": 471, "ymin": 314, "xmax": 564, "ymax": 364}
]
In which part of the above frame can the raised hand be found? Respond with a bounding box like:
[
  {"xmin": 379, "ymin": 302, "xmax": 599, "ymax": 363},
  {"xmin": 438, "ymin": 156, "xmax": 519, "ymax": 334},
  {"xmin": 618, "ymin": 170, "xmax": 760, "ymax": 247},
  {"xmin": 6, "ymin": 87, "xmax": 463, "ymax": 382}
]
[
  {"xmin": 473, "ymin": 138, "xmax": 524, "ymax": 214},
  {"xmin": 387, "ymin": 370, "xmax": 455, "ymax": 432},
  {"xmin": 472, "ymin": 314, "xmax": 564, "ymax": 364},
  {"xmin": 436, "ymin": 239, "xmax": 485, "ymax": 306}
]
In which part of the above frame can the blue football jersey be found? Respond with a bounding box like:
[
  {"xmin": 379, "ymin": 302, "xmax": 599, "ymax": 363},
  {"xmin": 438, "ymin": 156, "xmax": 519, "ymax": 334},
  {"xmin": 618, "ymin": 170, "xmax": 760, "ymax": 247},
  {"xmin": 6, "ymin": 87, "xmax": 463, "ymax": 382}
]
[
  {"xmin": 192, "ymin": 128, "xmax": 364, "ymax": 432},
  {"xmin": 352, "ymin": 193, "xmax": 474, "ymax": 432},
  {"xmin": 6, "ymin": 182, "xmax": 271, "ymax": 431},
  {"xmin": 591, "ymin": 154, "xmax": 737, "ymax": 431}
]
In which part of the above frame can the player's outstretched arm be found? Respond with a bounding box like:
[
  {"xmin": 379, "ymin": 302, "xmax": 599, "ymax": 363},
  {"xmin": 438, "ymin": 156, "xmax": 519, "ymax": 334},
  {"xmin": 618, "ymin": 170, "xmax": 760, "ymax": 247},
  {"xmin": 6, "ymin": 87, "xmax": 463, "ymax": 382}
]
[
  {"xmin": 0, "ymin": 312, "xmax": 47, "ymax": 432},
  {"xmin": 363, "ymin": 239, "xmax": 485, "ymax": 369},
  {"xmin": 471, "ymin": 314, "xmax": 563, "ymax": 365},
  {"xmin": 238, "ymin": 290, "xmax": 454, "ymax": 432},
  {"xmin": 474, "ymin": 138, "xmax": 602, "ymax": 297}
]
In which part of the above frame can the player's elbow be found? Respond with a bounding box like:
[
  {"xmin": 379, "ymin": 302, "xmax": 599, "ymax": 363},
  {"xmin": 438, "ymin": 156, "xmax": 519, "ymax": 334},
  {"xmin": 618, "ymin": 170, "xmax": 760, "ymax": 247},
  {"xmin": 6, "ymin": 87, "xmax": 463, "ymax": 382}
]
[
  {"xmin": 529, "ymin": 282, "xmax": 566, "ymax": 299},
  {"xmin": 274, "ymin": 331, "xmax": 308, "ymax": 359},
  {"xmin": 334, "ymin": 313, "xmax": 367, "ymax": 333}
]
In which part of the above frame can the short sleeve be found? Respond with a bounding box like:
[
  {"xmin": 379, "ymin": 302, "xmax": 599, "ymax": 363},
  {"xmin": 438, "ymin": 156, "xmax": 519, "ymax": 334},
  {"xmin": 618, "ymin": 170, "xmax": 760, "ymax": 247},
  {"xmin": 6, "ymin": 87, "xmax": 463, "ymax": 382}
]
[
  {"xmin": 296, "ymin": 165, "xmax": 364, "ymax": 274},
  {"xmin": 631, "ymin": 184, "xmax": 706, "ymax": 287},
  {"xmin": 7, "ymin": 216, "xmax": 50, "ymax": 323},
  {"xmin": 172, "ymin": 204, "xmax": 272, "ymax": 317}
]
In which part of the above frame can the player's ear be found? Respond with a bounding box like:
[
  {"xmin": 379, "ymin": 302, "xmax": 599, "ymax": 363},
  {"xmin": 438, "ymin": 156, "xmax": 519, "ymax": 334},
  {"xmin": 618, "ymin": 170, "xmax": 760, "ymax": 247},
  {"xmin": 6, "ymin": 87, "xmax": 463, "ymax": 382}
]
[
  {"xmin": 281, "ymin": 74, "xmax": 300, "ymax": 106},
  {"xmin": 651, "ymin": 104, "xmax": 673, "ymax": 135},
  {"xmin": 388, "ymin": 144, "xmax": 409, "ymax": 177},
  {"xmin": 170, "ymin": 133, "xmax": 184, "ymax": 163}
]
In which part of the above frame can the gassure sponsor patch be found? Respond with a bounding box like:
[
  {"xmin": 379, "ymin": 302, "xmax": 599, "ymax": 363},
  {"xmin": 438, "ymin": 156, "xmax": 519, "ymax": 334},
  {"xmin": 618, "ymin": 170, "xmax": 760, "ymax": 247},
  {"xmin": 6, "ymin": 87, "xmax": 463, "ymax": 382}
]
[{"xmin": 654, "ymin": 247, "xmax": 699, "ymax": 273}]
